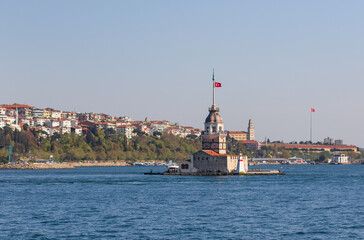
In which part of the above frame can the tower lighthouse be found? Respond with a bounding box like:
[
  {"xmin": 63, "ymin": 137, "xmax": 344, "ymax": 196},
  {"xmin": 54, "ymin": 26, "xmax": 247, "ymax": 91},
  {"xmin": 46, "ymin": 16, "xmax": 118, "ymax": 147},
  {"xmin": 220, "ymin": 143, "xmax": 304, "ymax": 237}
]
[
  {"xmin": 201, "ymin": 71, "xmax": 227, "ymax": 154},
  {"xmin": 178, "ymin": 71, "xmax": 248, "ymax": 174}
]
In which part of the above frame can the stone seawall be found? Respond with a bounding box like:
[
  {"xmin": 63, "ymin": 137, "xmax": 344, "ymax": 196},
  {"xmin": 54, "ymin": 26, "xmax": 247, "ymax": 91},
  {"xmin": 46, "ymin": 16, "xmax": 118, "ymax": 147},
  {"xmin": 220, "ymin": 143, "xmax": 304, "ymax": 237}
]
[{"xmin": 0, "ymin": 161, "xmax": 130, "ymax": 170}]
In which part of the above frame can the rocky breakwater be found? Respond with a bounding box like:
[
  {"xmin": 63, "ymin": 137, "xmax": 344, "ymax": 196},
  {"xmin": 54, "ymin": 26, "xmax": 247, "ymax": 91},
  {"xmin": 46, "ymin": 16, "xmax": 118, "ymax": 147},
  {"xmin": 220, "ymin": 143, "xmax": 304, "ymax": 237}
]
[
  {"xmin": 73, "ymin": 161, "xmax": 130, "ymax": 167},
  {"xmin": 0, "ymin": 163, "xmax": 75, "ymax": 170},
  {"xmin": 0, "ymin": 161, "xmax": 130, "ymax": 170}
]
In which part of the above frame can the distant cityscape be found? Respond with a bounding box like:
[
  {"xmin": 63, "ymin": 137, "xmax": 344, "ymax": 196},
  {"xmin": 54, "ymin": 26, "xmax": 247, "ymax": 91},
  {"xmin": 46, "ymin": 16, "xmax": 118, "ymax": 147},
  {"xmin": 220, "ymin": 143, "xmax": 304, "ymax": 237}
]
[
  {"xmin": 0, "ymin": 103, "xmax": 203, "ymax": 139},
  {"xmin": 0, "ymin": 103, "xmax": 361, "ymax": 165}
]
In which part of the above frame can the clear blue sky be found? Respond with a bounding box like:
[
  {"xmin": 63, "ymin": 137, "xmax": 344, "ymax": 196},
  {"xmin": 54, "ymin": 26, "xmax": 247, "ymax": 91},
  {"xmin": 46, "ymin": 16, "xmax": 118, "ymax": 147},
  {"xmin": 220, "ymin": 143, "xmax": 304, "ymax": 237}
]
[{"xmin": 1, "ymin": 1, "xmax": 364, "ymax": 146}]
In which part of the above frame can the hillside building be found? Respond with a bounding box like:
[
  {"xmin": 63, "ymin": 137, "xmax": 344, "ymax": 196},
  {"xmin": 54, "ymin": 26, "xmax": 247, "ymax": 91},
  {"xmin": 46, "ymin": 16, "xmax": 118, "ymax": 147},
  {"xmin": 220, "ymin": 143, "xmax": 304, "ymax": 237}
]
[
  {"xmin": 228, "ymin": 131, "xmax": 248, "ymax": 141},
  {"xmin": 248, "ymin": 119, "xmax": 254, "ymax": 140},
  {"xmin": 239, "ymin": 140, "xmax": 261, "ymax": 150},
  {"xmin": 278, "ymin": 144, "xmax": 358, "ymax": 153},
  {"xmin": 324, "ymin": 137, "xmax": 334, "ymax": 145},
  {"xmin": 228, "ymin": 119, "xmax": 255, "ymax": 141}
]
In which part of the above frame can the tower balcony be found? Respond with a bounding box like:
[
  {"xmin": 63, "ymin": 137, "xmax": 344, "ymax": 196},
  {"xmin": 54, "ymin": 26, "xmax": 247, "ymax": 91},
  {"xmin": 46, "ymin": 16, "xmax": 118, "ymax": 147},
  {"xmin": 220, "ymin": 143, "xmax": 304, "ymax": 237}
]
[
  {"xmin": 202, "ymin": 130, "xmax": 227, "ymax": 135},
  {"xmin": 209, "ymin": 106, "xmax": 219, "ymax": 112}
]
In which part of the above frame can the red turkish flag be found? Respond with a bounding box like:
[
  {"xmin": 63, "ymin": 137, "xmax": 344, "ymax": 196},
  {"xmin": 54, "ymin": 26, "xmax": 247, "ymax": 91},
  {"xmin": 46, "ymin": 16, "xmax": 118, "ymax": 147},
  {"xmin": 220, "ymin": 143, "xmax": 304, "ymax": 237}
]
[
  {"xmin": 311, "ymin": 108, "xmax": 315, "ymax": 112},
  {"xmin": 215, "ymin": 82, "xmax": 222, "ymax": 87}
]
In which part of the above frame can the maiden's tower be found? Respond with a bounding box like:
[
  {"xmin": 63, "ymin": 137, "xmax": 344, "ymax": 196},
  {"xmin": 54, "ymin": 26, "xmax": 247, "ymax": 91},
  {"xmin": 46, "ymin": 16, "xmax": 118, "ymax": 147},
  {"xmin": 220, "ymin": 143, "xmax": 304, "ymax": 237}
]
[{"xmin": 179, "ymin": 71, "xmax": 248, "ymax": 174}]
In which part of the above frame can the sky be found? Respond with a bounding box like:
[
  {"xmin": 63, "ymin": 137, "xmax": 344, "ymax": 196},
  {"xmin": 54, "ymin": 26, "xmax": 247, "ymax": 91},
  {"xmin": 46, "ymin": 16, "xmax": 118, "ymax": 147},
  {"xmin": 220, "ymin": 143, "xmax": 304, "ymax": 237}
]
[{"xmin": 1, "ymin": 1, "xmax": 364, "ymax": 146}]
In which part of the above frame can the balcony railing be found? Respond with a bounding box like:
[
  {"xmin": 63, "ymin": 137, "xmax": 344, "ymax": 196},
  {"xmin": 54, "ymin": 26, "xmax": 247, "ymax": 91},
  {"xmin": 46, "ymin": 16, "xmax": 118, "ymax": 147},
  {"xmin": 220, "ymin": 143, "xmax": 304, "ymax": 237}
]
[
  {"xmin": 202, "ymin": 130, "xmax": 227, "ymax": 135},
  {"xmin": 208, "ymin": 107, "xmax": 219, "ymax": 112}
]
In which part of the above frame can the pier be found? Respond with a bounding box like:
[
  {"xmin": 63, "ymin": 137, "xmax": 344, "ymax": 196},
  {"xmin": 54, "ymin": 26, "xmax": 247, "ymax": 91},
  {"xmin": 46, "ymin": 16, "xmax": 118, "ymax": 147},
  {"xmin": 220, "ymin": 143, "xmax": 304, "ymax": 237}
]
[{"xmin": 144, "ymin": 169, "xmax": 285, "ymax": 176}]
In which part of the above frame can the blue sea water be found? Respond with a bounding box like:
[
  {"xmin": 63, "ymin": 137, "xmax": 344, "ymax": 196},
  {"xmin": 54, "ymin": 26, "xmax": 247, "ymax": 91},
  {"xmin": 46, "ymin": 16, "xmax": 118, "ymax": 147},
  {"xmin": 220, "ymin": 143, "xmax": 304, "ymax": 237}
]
[{"xmin": 1, "ymin": 165, "xmax": 364, "ymax": 240}]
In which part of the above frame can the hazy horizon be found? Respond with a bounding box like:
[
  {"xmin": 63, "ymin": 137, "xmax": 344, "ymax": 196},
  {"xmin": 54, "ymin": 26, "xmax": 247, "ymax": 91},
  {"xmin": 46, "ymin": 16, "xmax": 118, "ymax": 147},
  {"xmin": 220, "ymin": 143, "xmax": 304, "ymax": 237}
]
[{"xmin": 1, "ymin": 1, "xmax": 363, "ymax": 147}]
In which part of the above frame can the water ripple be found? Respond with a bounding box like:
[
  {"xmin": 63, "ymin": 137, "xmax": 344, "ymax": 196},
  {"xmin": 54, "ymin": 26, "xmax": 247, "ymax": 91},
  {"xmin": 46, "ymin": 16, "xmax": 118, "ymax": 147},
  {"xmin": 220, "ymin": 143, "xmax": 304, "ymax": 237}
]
[{"xmin": 1, "ymin": 165, "xmax": 364, "ymax": 239}]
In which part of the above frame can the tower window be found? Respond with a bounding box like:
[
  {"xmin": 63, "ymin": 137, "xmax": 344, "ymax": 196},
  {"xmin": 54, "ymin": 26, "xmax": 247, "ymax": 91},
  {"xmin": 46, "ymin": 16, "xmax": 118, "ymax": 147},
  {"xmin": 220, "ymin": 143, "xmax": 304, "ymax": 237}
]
[{"xmin": 212, "ymin": 127, "xmax": 216, "ymax": 132}]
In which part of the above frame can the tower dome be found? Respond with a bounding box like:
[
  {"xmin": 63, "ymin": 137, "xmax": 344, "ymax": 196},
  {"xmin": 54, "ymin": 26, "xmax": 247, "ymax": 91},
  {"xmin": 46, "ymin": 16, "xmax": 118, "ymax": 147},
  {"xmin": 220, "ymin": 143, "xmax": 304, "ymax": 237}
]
[
  {"xmin": 205, "ymin": 105, "xmax": 223, "ymax": 124},
  {"xmin": 204, "ymin": 104, "xmax": 224, "ymax": 134}
]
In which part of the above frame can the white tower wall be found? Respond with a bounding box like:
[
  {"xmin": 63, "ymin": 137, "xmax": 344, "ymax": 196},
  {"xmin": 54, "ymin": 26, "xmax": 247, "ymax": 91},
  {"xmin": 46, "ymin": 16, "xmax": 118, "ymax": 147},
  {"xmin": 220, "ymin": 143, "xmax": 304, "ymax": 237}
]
[{"xmin": 235, "ymin": 155, "xmax": 248, "ymax": 173}]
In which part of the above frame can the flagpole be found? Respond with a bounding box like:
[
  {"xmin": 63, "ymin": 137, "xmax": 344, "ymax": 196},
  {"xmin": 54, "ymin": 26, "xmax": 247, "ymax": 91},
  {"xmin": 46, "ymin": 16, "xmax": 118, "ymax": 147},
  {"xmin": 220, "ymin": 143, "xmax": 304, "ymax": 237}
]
[
  {"xmin": 310, "ymin": 109, "xmax": 312, "ymax": 143},
  {"xmin": 212, "ymin": 69, "xmax": 215, "ymax": 106}
]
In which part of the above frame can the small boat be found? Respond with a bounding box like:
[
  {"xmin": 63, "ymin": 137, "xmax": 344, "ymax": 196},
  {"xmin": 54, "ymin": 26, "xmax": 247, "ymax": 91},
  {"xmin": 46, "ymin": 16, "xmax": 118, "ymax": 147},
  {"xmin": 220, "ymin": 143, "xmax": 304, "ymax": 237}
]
[
  {"xmin": 165, "ymin": 165, "xmax": 179, "ymax": 173},
  {"xmin": 133, "ymin": 162, "xmax": 145, "ymax": 166}
]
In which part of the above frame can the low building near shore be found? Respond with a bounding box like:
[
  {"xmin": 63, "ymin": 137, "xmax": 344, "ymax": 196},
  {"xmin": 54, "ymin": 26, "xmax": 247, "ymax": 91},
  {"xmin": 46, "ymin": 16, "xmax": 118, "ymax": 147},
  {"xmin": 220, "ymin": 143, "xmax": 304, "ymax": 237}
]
[
  {"xmin": 288, "ymin": 156, "xmax": 307, "ymax": 164},
  {"xmin": 273, "ymin": 143, "xmax": 359, "ymax": 153},
  {"xmin": 330, "ymin": 154, "xmax": 350, "ymax": 164},
  {"xmin": 250, "ymin": 158, "xmax": 288, "ymax": 164}
]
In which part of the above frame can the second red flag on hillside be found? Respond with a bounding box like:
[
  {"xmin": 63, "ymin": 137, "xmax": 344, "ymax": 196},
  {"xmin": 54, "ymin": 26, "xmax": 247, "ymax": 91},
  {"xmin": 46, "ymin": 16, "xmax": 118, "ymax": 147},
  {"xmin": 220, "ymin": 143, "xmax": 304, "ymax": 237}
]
[{"xmin": 215, "ymin": 82, "xmax": 222, "ymax": 88}]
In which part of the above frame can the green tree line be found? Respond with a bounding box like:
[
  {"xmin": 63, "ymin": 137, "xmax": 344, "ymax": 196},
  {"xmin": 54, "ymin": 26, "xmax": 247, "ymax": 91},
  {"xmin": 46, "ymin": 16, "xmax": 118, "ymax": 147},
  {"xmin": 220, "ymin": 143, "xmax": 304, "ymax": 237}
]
[
  {"xmin": 0, "ymin": 126, "xmax": 201, "ymax": 162},
  {"xmin": 1, "ymin": 126, "xmax": 360, "ymax": 163}
]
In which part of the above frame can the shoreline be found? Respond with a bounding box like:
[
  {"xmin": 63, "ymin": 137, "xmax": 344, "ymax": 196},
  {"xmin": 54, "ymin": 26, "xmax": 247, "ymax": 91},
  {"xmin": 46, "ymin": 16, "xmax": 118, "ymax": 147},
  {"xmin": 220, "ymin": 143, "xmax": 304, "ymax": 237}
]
[
  {"xmin": 1, "ymin": 161, "xmax": 362, "ymax": 170},
  {"xmin": 0, "ymin": 161, "xmax": 131, "ymax": 170}
]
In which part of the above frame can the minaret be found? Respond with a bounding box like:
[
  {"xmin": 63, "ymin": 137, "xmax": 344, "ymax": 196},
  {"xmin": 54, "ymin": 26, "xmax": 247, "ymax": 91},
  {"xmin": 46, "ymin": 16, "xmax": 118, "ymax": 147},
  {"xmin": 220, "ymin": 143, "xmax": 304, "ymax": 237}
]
[
  {"xmin": 201, "ymin": 71, "xmax": 226, "ymax": 154},
  {"xmin": 248, "ymin": 119, "xmax": 254, "ymax": 140}
]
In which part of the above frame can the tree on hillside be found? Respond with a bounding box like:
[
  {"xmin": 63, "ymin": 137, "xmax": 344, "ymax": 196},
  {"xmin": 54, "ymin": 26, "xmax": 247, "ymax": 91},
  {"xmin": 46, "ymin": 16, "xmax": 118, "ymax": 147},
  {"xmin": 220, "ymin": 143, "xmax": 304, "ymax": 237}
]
[{"xmin": 281, "ymin": 149, "xmax": 291, "ymax": 159}]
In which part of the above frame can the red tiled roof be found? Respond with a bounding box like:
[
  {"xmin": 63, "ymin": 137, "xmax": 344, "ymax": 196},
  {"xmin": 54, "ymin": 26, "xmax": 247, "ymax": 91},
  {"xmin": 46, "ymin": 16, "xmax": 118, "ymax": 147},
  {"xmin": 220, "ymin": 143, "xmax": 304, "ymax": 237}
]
[
  {"xmin": 118, "ymin": 125, "xmax": 132, "ymax": 128},
  {"xmin": 151, "ymin": 121, "xmax": 168, "ymax": 124},
  {"xmin": 240, "ymin": 140, "xmax": 259, "ymax": 144},
  {"xmin": 282, "ymin": 144, "xmax": 357, "ymax": 149},
  {"xmin": 202, "ymin": 150, "xmax": 225, "ymax": 156},
  {"xmin": 1, "ymin": 104, "xmax": 32, "ymax": 109},
  {"xmin": 201, "ymin": 150, "xmax": 241, "ymax": 157},
  {"xmin": 229, "ymin": 131, "xmax": 247, "ymax": 134}
]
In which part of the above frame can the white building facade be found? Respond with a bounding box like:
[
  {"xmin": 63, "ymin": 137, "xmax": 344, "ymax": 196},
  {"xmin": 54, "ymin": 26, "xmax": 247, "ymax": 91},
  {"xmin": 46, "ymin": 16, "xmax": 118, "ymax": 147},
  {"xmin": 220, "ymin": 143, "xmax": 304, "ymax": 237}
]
[{"xmin": 331, "ymin": 154, "xmax": 349, "ymax": 164}]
